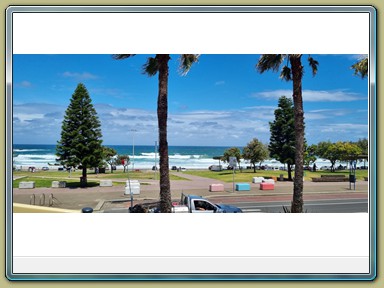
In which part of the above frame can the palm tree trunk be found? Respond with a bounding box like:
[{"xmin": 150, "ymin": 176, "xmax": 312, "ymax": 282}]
[
  {"xmin": 81, "ymin": 166, "xmax": 87, "ymax": 188},
  {"xmin": 290, "ymin": 55, "xmax": 304, "ymax": 213},
  {"xmin": 287, "ymin": 164, "xmax": 292, "ymax": 181},
  {"xmin": 157, "ymin": 54, "xmax": 172, "ymax": 213}
]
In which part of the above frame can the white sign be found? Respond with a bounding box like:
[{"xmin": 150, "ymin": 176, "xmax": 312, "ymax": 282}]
[{"xmin": 229, "ymin": 157, "xmax": 237, "ymax": 167}]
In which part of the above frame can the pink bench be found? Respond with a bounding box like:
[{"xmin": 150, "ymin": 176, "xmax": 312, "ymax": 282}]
[
  {"xmin": 209, "ymin": 184, "xmax": 224, "ymax": 192},
  {"xmin": 260, "ymin": 182, "xmax": 274, "ymax": 190}
]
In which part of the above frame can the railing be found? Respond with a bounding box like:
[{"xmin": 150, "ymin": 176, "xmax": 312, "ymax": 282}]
[{"xmin": 28, "ymin": 193, "xmax": 61, "ymax": 207}]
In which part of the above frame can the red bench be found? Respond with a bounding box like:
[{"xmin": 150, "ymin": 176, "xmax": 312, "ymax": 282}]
[{"xmin": 260, "ymin": 182, "xmax": 274, "ymax": 190}]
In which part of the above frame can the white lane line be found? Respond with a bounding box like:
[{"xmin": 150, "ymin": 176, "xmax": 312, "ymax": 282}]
[{"xmin": 238, "ymin": 201, "xmax": 368, "ymax": 209}]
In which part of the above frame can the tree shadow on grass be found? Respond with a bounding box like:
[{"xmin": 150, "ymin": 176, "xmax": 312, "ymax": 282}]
[{"xmin": 66, "ymin": 181, "xmax": 99, "ymax": 189}]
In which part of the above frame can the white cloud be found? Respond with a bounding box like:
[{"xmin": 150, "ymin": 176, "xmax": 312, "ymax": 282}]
[
  {"xmin": 253, "ymin": 89, "xmax": 366, "ymax": 102},
  {"xmin": 319, "ymin": 123, "xmax": 368, "ymax": 133},
  {"xmin": 12, "ymin": 101, "xmax": 368, "ymax": 146},
  {"xmin": 15, "ymin": 113, "xmax": 44, "ymax": 122},
  {"xmin": 16, "ymin": 80, "xmax": 32, "ymax": 88},
  {"xmin": 305, "ymin": 109, "xmax": 353, "ymax": 120},
  {"xmin": 215, "ymin": 80, "xmax": 225, "ymax": 86},
  {"xmin": 62, "ymin": 71, "xmax": 99, "ymax": 80},
  {"xmin": 90, "ymin": 87, "xmax": 127, "ymax": 97}
]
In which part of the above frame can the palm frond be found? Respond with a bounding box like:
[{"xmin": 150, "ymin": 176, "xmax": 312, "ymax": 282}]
[
  {"xmin": 308, "ymin": 56, "xmax": 319, "ymax": 77},
  {"xmin": 280, "ymin": 65, "xmax": 292, "ymax": 81},
  {"xmin": 351, "ymin": 57, "xmax": 368, "ymax": 79},
  {"xmin": 179, "ymin": 54, "xmax": 200, "ymax": 76},
  {"xmin": 256, "ymin": 54, "xmax": 285, "ymax": 74},
  {"xmin": 142, "ymin": 57, "xmax": 159, "ymax": 76},
  {"xmin": 282, "ymin": 205, "xmax": 291, "ymax": 213},
  {"xmin": 112, "ymin": 54, "xmax": 136, "ymax": 60}
]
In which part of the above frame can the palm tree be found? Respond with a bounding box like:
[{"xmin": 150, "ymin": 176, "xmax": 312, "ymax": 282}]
[
  {"xmin": 351, "ymin": 56, "xmax": 368, "ymax": 79},
  {"xmin": 256, "ymin": 54, "xmax": 318, "ymax": 213},
  {"xmin": 113, "ymin": 54, "xmax": 199, "ymax": 212}
]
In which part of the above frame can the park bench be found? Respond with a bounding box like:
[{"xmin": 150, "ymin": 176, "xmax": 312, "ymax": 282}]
[
  {"xmin": 235, "ymin": 183, "xmax": 250, "ymax": 191},
  {"xmin": 99, "ymin": 180, "xmax": 113, "ymax": 187},
  {"xmin": 125, "ymin": 180, "xmax": 140, "ymax": 195},
  {"xmin": 52, "ymin": 181, "xmax": 67, "ymax": 188},
  {"xmin": 209, "ymin": 183, "xmax": 224, "ymax": 192},
  {"xmin": 252, "ymin": 177, "xmax": 264, "ymax": 184},
  {"xmin": 260, "ymin": 182, "xmax": 274, "ymax": 190},
  {"xmin": 311, "ymin": 175, "xmax": 349, "ymax": 182},
  {"xmin": 19, "ymin": 181, "xmax": 35, "ymax": 189}
]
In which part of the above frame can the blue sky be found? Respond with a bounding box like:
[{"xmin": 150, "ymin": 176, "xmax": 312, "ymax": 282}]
[{"xmin": 12, "ymin": 54, "xmax": 368, "ymax": 146}]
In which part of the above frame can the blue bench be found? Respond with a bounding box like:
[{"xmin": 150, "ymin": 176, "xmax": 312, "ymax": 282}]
[{"xmin": 235, "ymin": 183, "xmax": 250, "ymax": 191}]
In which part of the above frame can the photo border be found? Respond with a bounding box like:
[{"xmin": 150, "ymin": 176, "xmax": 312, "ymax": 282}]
[{"xmin": 5, "ymin": 4, "xmax": 377, "ymax": 282}]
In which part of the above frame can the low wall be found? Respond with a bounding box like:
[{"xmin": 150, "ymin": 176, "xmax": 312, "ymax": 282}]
[{"xmin": 312, "ymin": 175, "xmax": 349, "ymax": 182}]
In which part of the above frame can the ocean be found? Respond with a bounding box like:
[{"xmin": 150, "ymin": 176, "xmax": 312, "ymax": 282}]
[
  {"xmin": 12, "ymin": 144, "xmax": 244, "ymax": 170},
  {"xmin": 12, "ymin": 144, "xmax": 353, "ymax": 171}
]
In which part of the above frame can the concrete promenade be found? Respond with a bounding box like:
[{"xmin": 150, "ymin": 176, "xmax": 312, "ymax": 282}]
[{"xmin": 12, "ymin": 172, "xmax": 369, "ymax": 211}]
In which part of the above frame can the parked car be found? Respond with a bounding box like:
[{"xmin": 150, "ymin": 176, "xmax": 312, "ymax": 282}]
[
  {"xmin": 28, "ymin": 166, "xmax": 36, "ymax": 172},
  {"xmin": 357, "ymin": 165, "xmax": 368, "ymax": 170},
  {"xmin": 337, "ymin": 165, "xmax": 347, "ymax": 170},
  {"xmin": 320, "ymin": 166, "xmax": 331, "ymax": 171},
  {"xmin": 209, "ymin": 165, "xmax": 222, "ymax": 171},
  {"xmin": 41, "ymin": 166, "xmax": 49, "ymax": 171}
]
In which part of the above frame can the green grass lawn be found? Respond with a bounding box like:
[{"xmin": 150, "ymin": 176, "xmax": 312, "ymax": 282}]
[
  {"xmin": 182, "ymin": 169, "xmax": 368, "ymax": 182},
  {"xmin": 13, "ymin": 168, "xmax": 368, "ymax": 187},
  {"xmin": 13, "ymin": 169, "xmax": 188, "ymax": 188},
  {"xmin": 13, "ymin": 177, "xmax": 101, "ymax": 188}
]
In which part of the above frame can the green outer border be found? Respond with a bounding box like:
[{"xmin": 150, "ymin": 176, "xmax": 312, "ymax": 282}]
[{"xmin": 1, "ymin": 1, "xmax": 381, "ymax": 287}]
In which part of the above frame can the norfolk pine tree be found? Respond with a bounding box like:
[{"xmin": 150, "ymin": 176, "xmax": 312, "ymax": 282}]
[
  {"xmin": 56, "ymin": 83, "xmax": 104, "ymax": 187},
  {"xmin": 269, "ymin": 96, "xmax": 296, "ymax": 181}
]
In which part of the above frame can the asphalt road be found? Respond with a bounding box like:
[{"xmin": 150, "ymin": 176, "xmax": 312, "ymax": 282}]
[
  {"xmin": 235, "ymin": 198, "xmax": 368, "ymax": 213},
  {"xmin": 101, "ymin": 197, "xmax": 368, "ymax": 213}
]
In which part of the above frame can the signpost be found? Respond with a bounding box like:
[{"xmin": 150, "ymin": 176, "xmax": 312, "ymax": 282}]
[
  {"xmin": 130, "ymin": 129, "xmax": 137, "ymax": 170},
  {"xmin": 349, "ymin": 160, "xmax": 356, "ymax": 190},
  {"xmin": 229, "ymin": 157, "xmax": 237, "ymax": 193}
]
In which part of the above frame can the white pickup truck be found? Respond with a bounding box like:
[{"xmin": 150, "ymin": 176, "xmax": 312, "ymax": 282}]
[{"xmin": 171, "ymin": 193, "xmax": 242, "ymax": 213}]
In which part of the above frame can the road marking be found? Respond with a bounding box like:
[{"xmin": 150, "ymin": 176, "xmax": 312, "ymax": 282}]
[
  {"xmin": 242, "ymin": 209, "xmax": 262, "ymax": 213},
  {"xmin": 238, "ymin": 201, "xmax": 368, "ymax": 209},
  {"xmin": 304, "ymin": 201, "xmax": 368, "ymax": 206}
]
